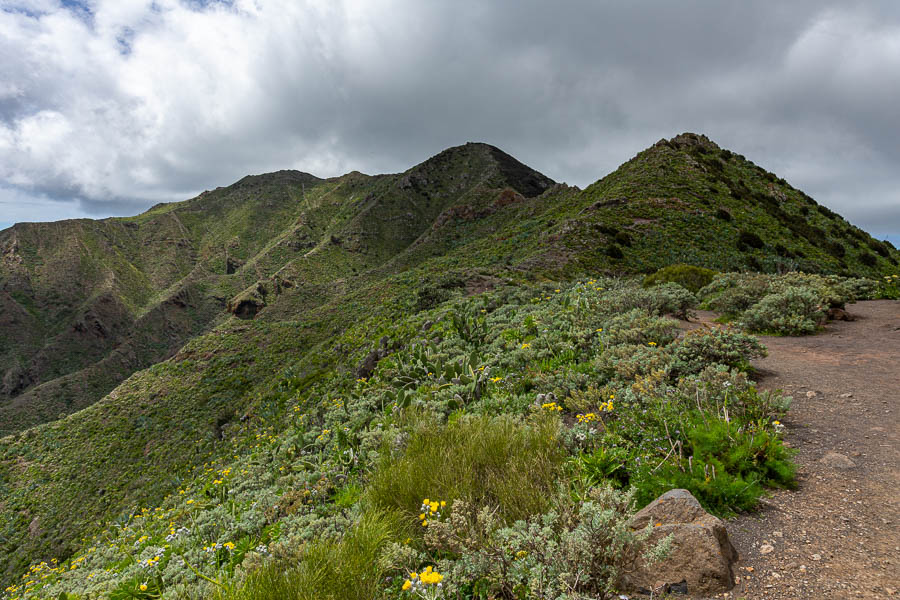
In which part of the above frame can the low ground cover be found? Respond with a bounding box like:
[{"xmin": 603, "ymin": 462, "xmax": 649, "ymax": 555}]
[{"xmin": 8, "ymin": 272, "xmax": 890, "ymax": 600}]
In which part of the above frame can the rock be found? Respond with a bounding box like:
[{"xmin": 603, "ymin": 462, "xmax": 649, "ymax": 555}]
[
  {"xmin": 819, "ymin": 452, "xmax": 856, "ymax": 469},
  {"xmin": 355, "ymin": 338, "xmax": 390, "ymax": 380},
  {"xmin": 760, "ymin": 544, "xmax": 775, "ymax": 555},
  {"xmin": 811, "ymin": 553, "xmax": 822, "ymax": 561},
  {"xmin": 839, "ymin": 392, "xmax": 853, "ymax": 398},
  {"xmin": 806, "ymin": 390, "xmax": 817, "ymax": 398},
  {"xmin": 625, "ymin": 489, "xmax": 738, "ymax": 596},
  {"xmin": 826, "ymin": 307, "xmax": 855, "ymax": 321}
]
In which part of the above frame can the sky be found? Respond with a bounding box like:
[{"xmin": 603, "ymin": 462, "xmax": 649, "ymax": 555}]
[{"xmin": 1, "ymin": 1, "xmax": 899, "ymax": 245}]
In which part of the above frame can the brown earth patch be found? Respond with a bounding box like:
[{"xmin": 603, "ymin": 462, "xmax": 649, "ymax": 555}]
[{"xmin": 694, "ymin": 300, "xmax": 900, "ymax": 599}]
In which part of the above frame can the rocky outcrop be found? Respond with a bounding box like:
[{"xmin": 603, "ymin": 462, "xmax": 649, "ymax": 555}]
[
  {"xmin": 228, "ymin": 282, "xmax": 268, "ymax": 320},
  {"xmin": 625, "ymin": 489, "xmax": 738, "ymax": 596}
]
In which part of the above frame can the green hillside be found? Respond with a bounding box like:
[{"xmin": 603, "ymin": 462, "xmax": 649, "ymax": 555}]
[{"xmin": 0, "ymin": 134, "xmax": 897, "ymax": 597}]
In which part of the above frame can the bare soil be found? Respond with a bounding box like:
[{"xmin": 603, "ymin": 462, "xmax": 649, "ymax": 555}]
[{"xmin": 708, "ymin": 300, "xmax": 900, "ymax": 599}]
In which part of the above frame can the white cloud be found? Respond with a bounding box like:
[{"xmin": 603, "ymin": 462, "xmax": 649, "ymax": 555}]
[
  {"xmin": 0, "ymin": 0, "xmax": 898, "ymax": 236},
  {"xmin": 0, "ymin": 184, "xmax": 88, "ymax": 223}
]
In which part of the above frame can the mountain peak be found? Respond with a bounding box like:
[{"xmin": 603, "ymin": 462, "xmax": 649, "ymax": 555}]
[
  {"xmin": 411, "ymin": 142, "xmax": 555, "ymax": 198},
  {"xmin": 651, "ymin": 132, "xmax": 722, "ymax": 153}
]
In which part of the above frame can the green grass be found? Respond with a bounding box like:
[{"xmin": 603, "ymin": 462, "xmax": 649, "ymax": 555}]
[
  {"xmin": 366, "ymin": 412, "xmax": 565, "ymax": 523},
  {"xmin": 210, "ymin": 510, "xmax": 407, "ymax": 600}
]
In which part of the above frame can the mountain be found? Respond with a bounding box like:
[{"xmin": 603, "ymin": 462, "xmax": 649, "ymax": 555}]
[
  {"xmin": 0, "ymin": 144, "xmax": 554, "ymax": 436},
  {"xmin": 0, "ymin": 134, "xmax": 897, "ymax": 587}
]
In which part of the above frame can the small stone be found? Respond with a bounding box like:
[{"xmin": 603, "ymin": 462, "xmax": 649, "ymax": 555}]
[
  {"xmin": 760, "ymin": 544, "xmax": 775, "ymax": 555},
  {"xmin": 806, "ymin": 391, "xmax": 817, "ymax": 398},
  {"xmin": 819, "ymin": 452, "xmax": 856, "ymax": 469},
  {"xmin": 811, "ymin": 554, "xmax": 822, "ymax": 561},
  {"xmin": 773, "ymin": 531, "xmax": 783, "ymax": 538},
  {"xmin": 839, "ymin": 392, "xmax": 853, "ymax": 398}
]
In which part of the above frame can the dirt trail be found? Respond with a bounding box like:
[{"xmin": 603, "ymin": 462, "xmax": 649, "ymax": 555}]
[{"xmin": 719, "ymin": 300, "xmax": 900, "ymax": 599}]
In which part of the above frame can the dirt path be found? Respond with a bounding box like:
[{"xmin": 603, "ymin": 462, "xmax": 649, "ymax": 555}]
[{"xmin": 720, "ymin": 300, "xmax": 900, "ymax": 599}]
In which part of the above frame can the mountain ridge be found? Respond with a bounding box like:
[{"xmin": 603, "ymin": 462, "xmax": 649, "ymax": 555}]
[{"xmin": 1, "ymin": 134, "xmax": 898, "ymax": 586}]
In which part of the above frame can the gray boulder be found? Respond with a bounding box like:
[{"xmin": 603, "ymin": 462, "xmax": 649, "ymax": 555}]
[{"xmin": 625, "ymin": 489, "xmax": 738, "ymax": 596}]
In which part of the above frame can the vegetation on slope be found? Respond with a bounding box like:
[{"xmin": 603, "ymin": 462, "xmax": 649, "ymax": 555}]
[
  {"xmin": 1, "ymin": 133, "xmax": 899, "ymax": 597},
  {"xmin": 3, "ymin": 276, "xmax": 797, "ymax": 599}
]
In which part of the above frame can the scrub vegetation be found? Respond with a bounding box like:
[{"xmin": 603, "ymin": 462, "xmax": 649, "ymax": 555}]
[{"xmin": 1, "ymin": 134, "xmax": 898, "ymax": 598}]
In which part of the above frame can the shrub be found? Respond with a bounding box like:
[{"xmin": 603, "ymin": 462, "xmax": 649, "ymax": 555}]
[
  {"xmin": 737, "ymin": 230, "xmax": 764, "ymax": 249},
  {"xmin": 600, "ymin": 309, "xmax": 680, "ymax": 347},
  {"xmin": 739, "ymin": 286, "xmax": 824, "ymax": 335},
  {"xmin": 631, "ymin": 415, "xmax": 795, "ymax": 515},
  {"xmin": 745, "ymin": 255, "xmax": 763, "ymax": 271},
  {"xmin": 817, "ymin": 204, "xmax": 837, "ymax": 219},
  {"xmin": 595, "ymin": 343, "xmax": 674, "ymax": 382},
  {"xmin": 841, "ymin": 277, "xmax": 880, "ymax": 300},
  {"xmin": 770, "ymin": 273, "xmax": 855, "ymax": 308},
  {"xmin": 599, "ymin": 283, "xmax": 697, "ymax": 320},
  {"xmin": 614, "ymin": 231, "xmax": 633, "ymax": 247},
  {"xmin": 605, "ymin": 244, "xmax": 624, "ymax": 259},
  {"xmin": 366, "ymin": 413, "xmax": 564, "ymax": 523},
  {"xmin": 643, "ymin": 264, "xmax": 717, "ymax": 294},
  {"xmin": 859, "ymin": 252, "xmax": 877, "ymax": 267},
  {"xmin": 670, "ymin": 326, "xmax": 767, "ymax": 376},
  {"xmin": 825, "ymin": 240, "xmax": 846, "ymax": 258},
  {"xmin": 680, "ymin": 366, "xmax": 792, "ymax": 422},
  {"xmin": 597, "ymin": 224, "xmax": 618, "ymax": 236},
  {"xmin": 876, "ymin": 275, "xmax": 900, "ymax": 299},
  {"xmin": 715, "ymin": 207, "xmax": 733, "ymax": 221},
  {"xmin": 215, "ymin": 510, "xmax": 406, "ymax": 600},
  {"xmin": 424, "ymin": 487, "xmax": 670, "ymax": 600},
  {"xmin": 700, "ymin": 274, "xmax": 771, "ymax": 315}
]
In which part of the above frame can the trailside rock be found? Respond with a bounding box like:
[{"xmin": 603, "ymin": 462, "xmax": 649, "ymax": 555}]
[
  {"xmin": 624, "ymin": 489, "xmax": 738, "ymax": 596},
  {"xmin": 819, "ymin": 451, "xmax": 856, "ymax": 469}
]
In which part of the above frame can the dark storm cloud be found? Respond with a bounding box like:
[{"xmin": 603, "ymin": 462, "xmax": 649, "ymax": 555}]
[{"xmin": 0, "ymin": 0, "xmax": 898, "ymax": 238}]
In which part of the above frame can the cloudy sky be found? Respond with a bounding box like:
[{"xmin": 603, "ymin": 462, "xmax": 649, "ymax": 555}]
[{"xmin": 1, "ymin": 1, "xmax": 898, "ymax": 243}]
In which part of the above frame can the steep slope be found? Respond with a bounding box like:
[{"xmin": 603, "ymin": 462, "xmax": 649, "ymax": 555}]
[
  {"xmin": 0, "ymin": 146, "xmax": 554, "ymax": 435},
  {"xmin": 566, "ymin": 133, "xmax": 898, "ymax": 275},
  {"xmin": 0, "ymin": 134, "xmax": 898, "ymax": 589}
]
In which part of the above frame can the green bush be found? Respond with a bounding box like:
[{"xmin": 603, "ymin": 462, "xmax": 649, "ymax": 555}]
[
  {"xmin": 366, "ymin": 413, "xmax": 564, "ymax": 523},
  {"xmin": 614, "ymin": 231, "xmax": 633, "ymax": 247},
  {"xmin": 670, "ymin": 326, "xmax": 767, "ymax": 376},
  {"xmin": 876, "ymin": 274, "xmax": 900, "ymax": 299},
  {"xmin": 600, "ymin": 309, "xmax": 680, "ymax": 347},
  {"xmin": 699, "ymin": 272, "xmax": 880, "ymax": 330},
  {"xmin": 595, "ymin": 343, "xmax": 674, "ymax": 382},
  {"xmin": 737, "ymin": 230, "xmax": 764, "ymax": 249},
  {"xmin": 602, "ymin": 282, "xmax": 697, "ymax": 319},
  {"xmin": 643, "ymin": 264, "xmax": 717, "ymax": 294},
  {"xmin": 770, "ymin": 273, "xmax": 855, "ymax": 308},
  {"xmin": 631, "ymin": 415, "xmax": 795, "ymax": 515},
  {"xmin": 423, "ymin": 487, "xmax": 670, "ymax": 600},
  {"xmin": 699, "ymin": 273, "xmax": 771, "ymax": 314},
  {"xmin": 739, "ymin": 286, "xmax": 824, "ymax": 335},
  {"xmin": 842, "ymin": 277, "xmax": 880, "ymax": 300}
]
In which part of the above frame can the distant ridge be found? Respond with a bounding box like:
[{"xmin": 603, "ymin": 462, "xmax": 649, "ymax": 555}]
[{"xmin": 1, "ymin": 135, "xmax": 897, "ymax": 437}]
